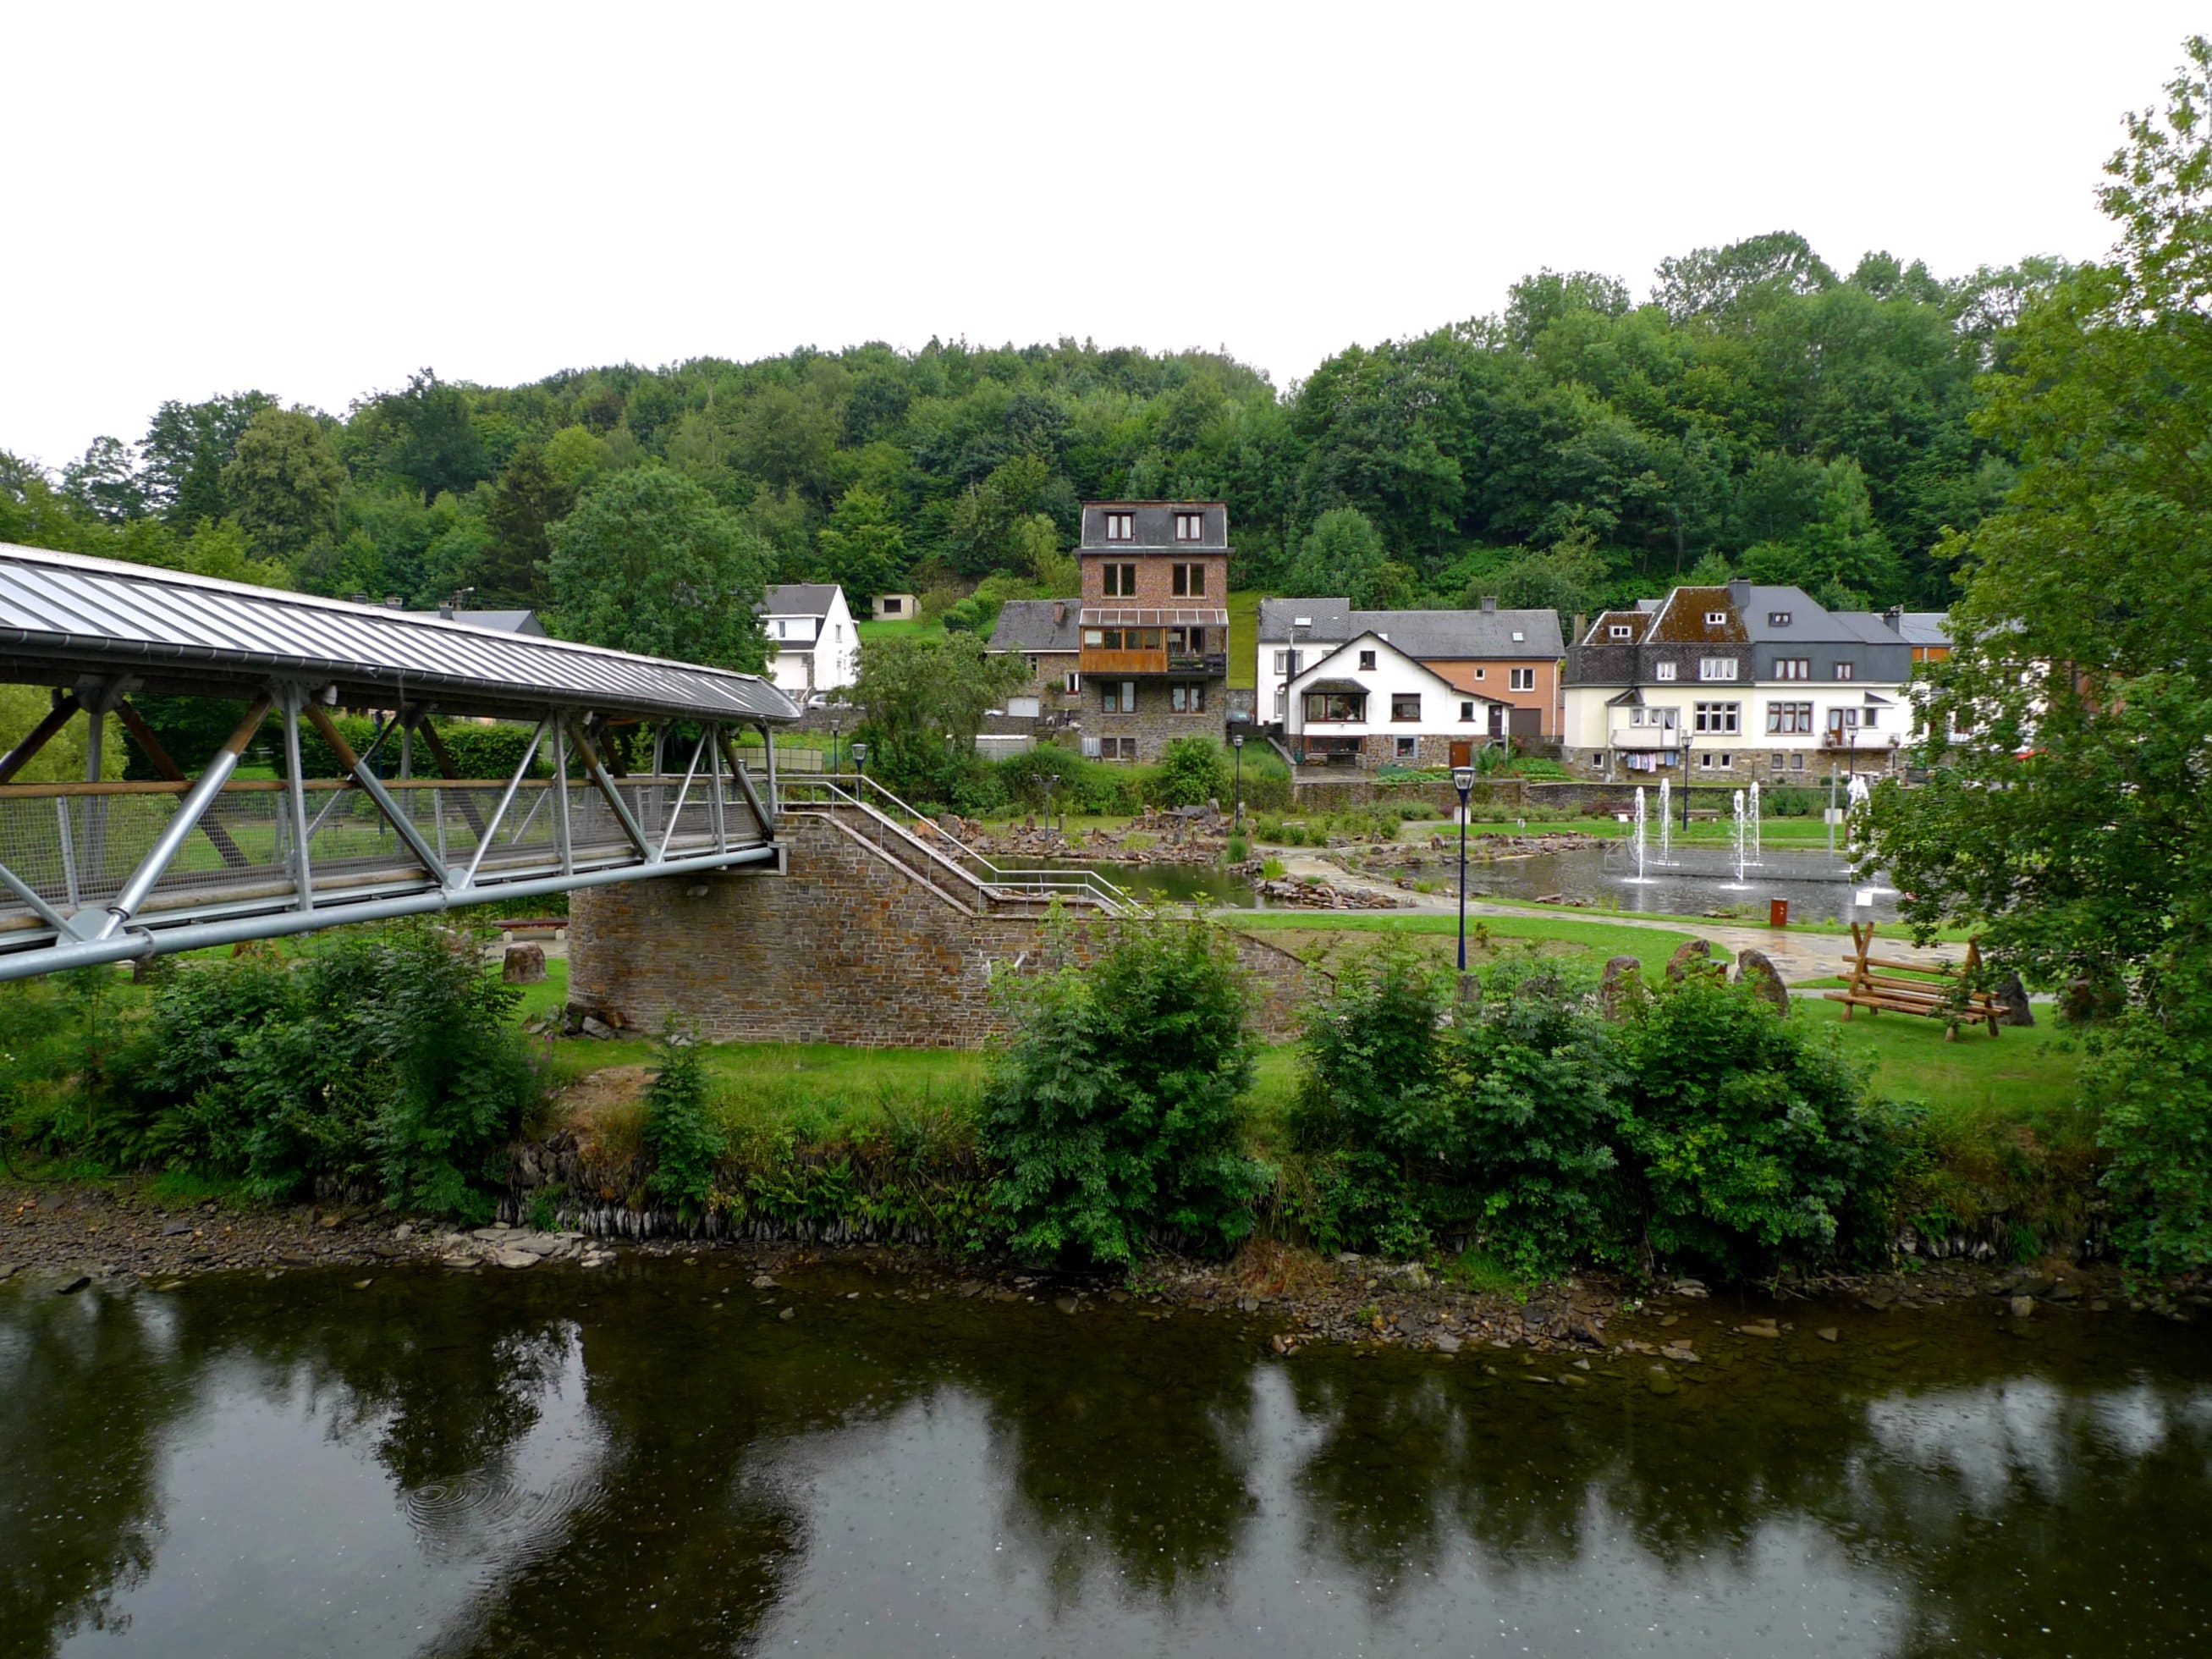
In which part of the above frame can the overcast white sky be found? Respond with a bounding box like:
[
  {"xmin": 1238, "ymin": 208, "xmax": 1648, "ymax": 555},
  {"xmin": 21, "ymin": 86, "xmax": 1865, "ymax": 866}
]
[{"xmin": 3, "ymin": 3, "xmax": 2201, "ymax": 467}]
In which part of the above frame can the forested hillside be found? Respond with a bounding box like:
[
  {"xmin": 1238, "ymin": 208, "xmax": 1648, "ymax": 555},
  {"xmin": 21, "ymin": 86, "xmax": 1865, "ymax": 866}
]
[{"xmin": 1, "ymin": 230, "xmax": 2064, "ymax": 666}]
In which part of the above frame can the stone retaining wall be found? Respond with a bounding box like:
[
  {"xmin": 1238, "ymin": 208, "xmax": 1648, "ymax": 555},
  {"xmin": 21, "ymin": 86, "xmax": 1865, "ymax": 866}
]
[{"xmin": 567, "ymin": 813, "xmax": 1323, "ymax": 1048}]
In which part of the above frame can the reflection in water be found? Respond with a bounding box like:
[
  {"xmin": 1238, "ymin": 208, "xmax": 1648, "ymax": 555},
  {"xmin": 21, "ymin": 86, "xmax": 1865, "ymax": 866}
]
[{"xmin": 5, "ymin": 1266, "xmax": 2210, "ymax": 1656}]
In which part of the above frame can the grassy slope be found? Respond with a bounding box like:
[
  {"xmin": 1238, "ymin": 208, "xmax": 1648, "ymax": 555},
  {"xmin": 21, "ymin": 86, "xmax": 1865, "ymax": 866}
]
[
  {"xmin": 856, "ymin": 616, "xmax": 946, "ymax": 646},
  {"xmin": 1227, "ymin": 591, "xmax": 1259, "ymax": 690}
]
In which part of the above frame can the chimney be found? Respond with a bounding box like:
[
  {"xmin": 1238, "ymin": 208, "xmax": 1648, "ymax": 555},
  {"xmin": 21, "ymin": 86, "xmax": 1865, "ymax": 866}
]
[
  {"xmin": 1726, "ymin": 578, "xmax": 1750, "ymax": 609},
  {"xmin": 437, "ymin": 604, "xmax": 454, "ymax": 620},
  {"xmin": 1571, "ymin": 611, "xmax": 1587, "ymax": 643},
  {"xmin": 1882, "ymin": 605, "xmax": 1903, "ymax": 633},
  {"xmin": 384, "ymin": 595, "xmax": 403, "ymax": 609},
  {"xmin": 1480, "ymin": 595, "xmax": 1498, "ymax": 613},
  {"xmin": 1053, "ymin": 600, "xmax": 1066, "ymax": 626}
]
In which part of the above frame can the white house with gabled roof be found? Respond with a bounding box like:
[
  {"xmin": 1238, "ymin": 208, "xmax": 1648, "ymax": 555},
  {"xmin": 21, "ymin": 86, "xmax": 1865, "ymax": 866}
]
[
  {"xmin": 756, "ymin": 583, "xmax": 858, "ymax": 697},
  {"xmin": 1284, "ymin": 631, "xmax": 1513, "ymax": 768}
]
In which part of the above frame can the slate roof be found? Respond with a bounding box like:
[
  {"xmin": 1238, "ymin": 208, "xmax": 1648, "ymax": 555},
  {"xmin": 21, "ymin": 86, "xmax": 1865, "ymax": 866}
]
[
  {"xmin": 988, "ymin": 598, "xmax": 1084, "ymax": 653},
  {"xmin": 1648, "ymin": 587, "xmax": 1747, "ymax": 644},
  {"xmin": 1891, "ymin": 611, "xmax": 1952, "ymax": 648},
  {"xmin": 1257, "ymin": 598, "xmax": 1561, "ymax": 657},
  {"xmin": 757, "ymin": 583, "xmax": 843, "ymax": 617},
  {"xmin": 1583, "ymin": 609, "xmax": 1653, "ymax": 645}
]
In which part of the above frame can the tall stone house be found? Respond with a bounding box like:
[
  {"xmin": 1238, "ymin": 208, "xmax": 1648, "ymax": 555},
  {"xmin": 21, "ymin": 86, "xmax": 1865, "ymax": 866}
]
[
  {"xmin": 1256, "ymin": 598, "xmax": 1563, "ymax": 736},
  {"xmin": 1560, "ymin": 581, "xmax": 1917, "ymax": 780},
  {"xmin": 1066, "ymin": 502, "xmax": 1230, "ymax": 761}
]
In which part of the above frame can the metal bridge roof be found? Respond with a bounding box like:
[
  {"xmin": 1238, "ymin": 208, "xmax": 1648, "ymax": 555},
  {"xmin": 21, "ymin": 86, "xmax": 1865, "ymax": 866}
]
[{"xmin": 0, "ymin": 543, "xmax": 800, "ymax": 724}]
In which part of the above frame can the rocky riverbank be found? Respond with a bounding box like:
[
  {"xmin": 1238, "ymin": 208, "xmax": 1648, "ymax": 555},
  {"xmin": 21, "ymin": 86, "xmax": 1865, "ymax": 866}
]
[{"xmin": 4, "ymin": 1181, "xmax": 2176, "ymax": 1357}]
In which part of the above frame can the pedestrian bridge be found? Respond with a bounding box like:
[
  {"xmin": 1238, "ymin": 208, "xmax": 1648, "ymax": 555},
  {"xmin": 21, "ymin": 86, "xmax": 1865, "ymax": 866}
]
[{"xmin": 0, "ymin": 543, "xmax": 803, "ymax": 981}]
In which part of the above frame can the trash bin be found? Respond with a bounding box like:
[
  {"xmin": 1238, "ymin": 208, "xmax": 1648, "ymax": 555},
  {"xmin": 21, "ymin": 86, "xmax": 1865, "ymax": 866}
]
[{"xmin": 1769, "ymin": 898, "xmax": 1789, "ymax": 928}]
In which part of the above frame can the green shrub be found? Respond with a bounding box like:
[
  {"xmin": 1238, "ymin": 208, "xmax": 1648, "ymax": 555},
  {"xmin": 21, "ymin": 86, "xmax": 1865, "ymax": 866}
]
[
  {"xmin": 1444, "ymin": 960, "xmax": 1628, "ymax": 1275},
  {"xmin": 2096, "ymin": 1005, "xmax": 2212, "ymax": 1277},
  {"xmin": 119, "ymin": 924, "xmax": 539, "ymax": 1215},
  {"xmin": 997, "ymin": 742, "xmax": 1144, "ymax": 815},
  {"xmin": 980, "ymin": 912, "xmax": 1268, "ymax": 1265},
  {"xmin": 1763, "ymin": 784, "xmax": 1821, "ymax": 818},
  {"xmin": 645, "ymin": 1025, "xmax": 724, "ymax": 1221},
  {"xmin": 1149, "ymin": 736, "xmax": 1230, "ymax": 807},
  {"xmin": 1616, "ymin": 975, "xmax": 1907, "ymax": 1275}
]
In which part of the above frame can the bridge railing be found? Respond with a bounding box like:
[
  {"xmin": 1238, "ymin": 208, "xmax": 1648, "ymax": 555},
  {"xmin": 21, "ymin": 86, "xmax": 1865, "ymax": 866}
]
[
  {"xmin": 0, "ymin": 772, "xmax": 772, "ymax": 944},
  {"xmin": 775, "ymin": 774, "xmax": 1134, "ymax": 915}
]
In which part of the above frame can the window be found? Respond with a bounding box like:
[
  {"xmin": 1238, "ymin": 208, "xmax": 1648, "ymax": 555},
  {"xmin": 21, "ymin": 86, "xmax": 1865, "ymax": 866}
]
[
  {"xmin": 1103, "ymin": 512, "xmax": 1133, "ymax": 542},
  {"xmin": 881, "ymin": 597, "xmax": 902, "ymax": 615},
  {"xmin": 1459, "ymin": 700, "xmax": 1476, "ymax": 721},
  {"xmin": 1775, "ymin": 658, "xmax": 1809, "ymax": 680},
  {"xmin": 1698, "ymin": 657, "xmax": 1738, "ymax": 681},
  {"xmin": 1705, "ymin": 610, "xmax": 1728, "ymax": 626},
  {"xmin": 1395, "ymin": 736, "xmax": 1418, "ymax": 759},
  {"xmin": 1175, "ymin": 511, "xmax": 1204, "ymax": 541},
  {"xmin": 1358, "ymin": 649, "xmax": 1377, "ymax": 671},
  {"xmin": 1510, "ymin": 666, "xmax": 1535, "ymax": 692},
  {"xmin": 1766, "ymin": 700, "xmax": 1813, "ymax": 734},
  {"xmin": 1304, "ymin": 691, "xmax": 1365, "ymax": 723},
  {"xmin": 1100, "ymin": 681, "xmax": 1137, "ymax": 714},
  {"xmin": 1609, "ymin": 624, "xmax": 1632, "ymax": 640},
  {"xmin": 1274, "ymin": 649, "xmax": 1302, "ymax": 675},
  {"xmin": 1473, "ymin": 666, "xmax": 1485, "ymax": 680},
  {"xmin": 1169, "ymin": 682, "xmax": 1206, "ymax": 714},
  {"xmin": 1653, "ymin": 660, "xmax": 1678, "ymax": 681},
  {"xmin": 1770, "ymin": 752, "xmax": 1786, "ymax": 772},
  {"xmin": 1063, "ymin": 670, "xmax": 1081, "ymax": 694},
  {"xmin": 1768, "ymin": 610, "xmax": 1792, "ymax": 626},
  {"xmin": 1101, "ymin": 562, "xmax": 1137, "ymax": 598},
  {"xmin": 1698, "ymin": 751, "xmax": 1734, "ymax": 769},
  {"xmin": 1101, "ymin": 736, "xmax": 1136, "ymax": 760},
  {"xmin": 1790, "ymin": 752, "xmax": 1806, "ymax": 771},
  {"xmin": 1834, "ymin": 661, "xmax": 1856, "ymax": 681},
  {"xmin": 1170, "ymin": 562, "xmax": 1208, "ymax": 597},
  {"xmin": 1693, "ymin": 701, "xmax": 1740, "ymax": 735},
  {"xmin": 1510, "ymin": 630, "xmax": 1525, "ymax": 642},
  {"xmin": 1390, "ymin": 693, "xmax": 1420, "ymax": 723},
  {"xmin": 1827, "ymin": 707, "xmax": 1866, "ymax": 740},
  {"xmin": 1629, "ymin": 707, "xmax": 1679, "ymax": 730},
  {"xmin": 774, "ymin": 620, "xmax": 787, "ymax": 638}
]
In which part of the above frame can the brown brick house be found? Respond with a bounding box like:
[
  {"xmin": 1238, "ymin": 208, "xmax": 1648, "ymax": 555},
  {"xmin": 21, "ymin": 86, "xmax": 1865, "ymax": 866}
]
[{"xmin": 1072, "ymin": 502, "xmax": 1230, "ymax": 761}]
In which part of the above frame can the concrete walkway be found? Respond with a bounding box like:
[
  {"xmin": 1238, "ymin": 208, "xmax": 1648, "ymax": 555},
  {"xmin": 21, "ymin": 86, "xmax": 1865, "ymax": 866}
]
[{"xmin": 1253, "ymin": 851, "xmax": 1964, "ymax": 984}]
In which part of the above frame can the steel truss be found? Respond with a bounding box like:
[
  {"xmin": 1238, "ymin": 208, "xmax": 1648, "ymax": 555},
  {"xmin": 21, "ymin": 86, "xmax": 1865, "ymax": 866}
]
[{"xmin": 0, "ymin": 677, "xmax": 784, "ymax": 981}]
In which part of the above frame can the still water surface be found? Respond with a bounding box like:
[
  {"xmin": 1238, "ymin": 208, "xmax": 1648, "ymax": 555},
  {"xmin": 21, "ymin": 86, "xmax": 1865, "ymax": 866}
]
[{"xmin": 5, "ymin": 1264, "xmax": 2209, "ymax": 1656}]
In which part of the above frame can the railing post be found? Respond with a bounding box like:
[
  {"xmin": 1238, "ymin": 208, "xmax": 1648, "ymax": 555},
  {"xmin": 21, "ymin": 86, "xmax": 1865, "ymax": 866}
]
[
  {"xmin": 281, "ymin": 688, "xmax": 314, "ymax": 912},
  {"xmin": 551, "ymin": 714, "xmax": 574, "ymax": 876}
]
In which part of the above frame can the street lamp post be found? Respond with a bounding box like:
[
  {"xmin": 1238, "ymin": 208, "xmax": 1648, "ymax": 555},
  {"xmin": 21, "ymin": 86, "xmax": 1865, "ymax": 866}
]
[
  {"xmin": 830, "ymin": 719, "xmax": 839, "ymax": 777},
  {"xmin": 1231, "ymin": 733, "xmax": 1245, "ymax": 828},
  {"xmin": 850, "ymin": 741, "xmax": 869, "ymax": 786},
  {"xmin": 1452, "ymin": 764, "xmax": 1476, "ymax": 976}
]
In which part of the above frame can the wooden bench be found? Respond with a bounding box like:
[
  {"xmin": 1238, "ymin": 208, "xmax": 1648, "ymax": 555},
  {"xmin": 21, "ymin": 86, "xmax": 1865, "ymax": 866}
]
[{"xmin": 1825, "ymin": 924, "xmax": 2004, "ymax": 1039}]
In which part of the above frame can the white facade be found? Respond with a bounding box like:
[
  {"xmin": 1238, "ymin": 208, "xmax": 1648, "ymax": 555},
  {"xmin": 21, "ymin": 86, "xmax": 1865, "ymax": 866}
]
[
  {"xmin": 1285, "ymin": 633, "xmax": 1510, "ymax": 764},
  {"xmin": 759, "ymin": 585, "xmax": 859, "ymax": 697},
  {"xmin": 1560, "ymin": 681, "xmax": 1908, "ymax": 779}
]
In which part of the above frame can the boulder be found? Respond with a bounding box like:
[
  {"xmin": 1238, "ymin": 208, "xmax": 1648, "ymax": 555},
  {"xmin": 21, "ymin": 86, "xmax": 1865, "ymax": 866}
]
[
  {"xmin": 1732, "ymin": 947, "xmax": 1790, "ymax": 1016},
  {"xmin": 1665, "ymin": 937, "xmax": 1722, "ymax": 983},
  {"xmin": 1998, "ymin": 972, "xmax": 2033, "ymax": 1027},
  {"xmin": 1598, "ymin": 955, "xmax": 1647, "ymax": 1018},
  {"xmin": 501, "ymin": 943, "xmax": 547, "ymax": 984}
]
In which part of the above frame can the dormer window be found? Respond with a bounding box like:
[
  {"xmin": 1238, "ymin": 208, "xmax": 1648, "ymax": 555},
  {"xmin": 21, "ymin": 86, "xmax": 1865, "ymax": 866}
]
[
  {"xmin": 1609, "ymin": 625, "xmax": 1631, "ymax": 640},
  {"xmin": 1103, "ymin": 512, "xmax": 1133, "ymax": 542},
  {"xmin": 1769, "ymin": 610, "xmax": 1792, "ymax": 626},
  {"xmin": 1705, "ymin": 610, "xmax": 1728, "ymax": 626},
  {"xmin": 1174, "ymin": 511, "xmax": 1203, "ymax": 542}
]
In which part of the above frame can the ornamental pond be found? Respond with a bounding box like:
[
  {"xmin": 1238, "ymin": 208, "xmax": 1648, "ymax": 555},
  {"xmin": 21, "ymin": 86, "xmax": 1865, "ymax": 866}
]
[{"xmin": 6, "ymin": 1262, "xmax": 2209, "ymax": 1656}]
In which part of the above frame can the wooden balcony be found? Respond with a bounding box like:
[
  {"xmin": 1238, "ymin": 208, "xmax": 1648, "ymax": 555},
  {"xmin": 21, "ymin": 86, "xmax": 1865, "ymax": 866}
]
[{"xmin": 1080, "ymin": 648, "xmax": 1228, "ymax": 677}]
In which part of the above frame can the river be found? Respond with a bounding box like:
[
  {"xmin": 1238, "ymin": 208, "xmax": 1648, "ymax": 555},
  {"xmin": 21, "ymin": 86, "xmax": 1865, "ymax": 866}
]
[{"xmin": 4, "ymin": 1262, "xmax": 2207, "ymax": 1656}]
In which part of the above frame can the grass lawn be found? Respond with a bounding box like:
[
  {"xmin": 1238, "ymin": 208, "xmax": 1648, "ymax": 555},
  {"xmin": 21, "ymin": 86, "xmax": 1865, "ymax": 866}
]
[
  {"xmin": 856, "ymin": 616, "xmax": 946, "ymax": 646},
  {"xmin": 1789, "ymin": 994, "xmax": 2082, "ymax": 1115},
  {"xmin": 1228, "ymin": 909, "xmax": 1698, "ymax": 978}
]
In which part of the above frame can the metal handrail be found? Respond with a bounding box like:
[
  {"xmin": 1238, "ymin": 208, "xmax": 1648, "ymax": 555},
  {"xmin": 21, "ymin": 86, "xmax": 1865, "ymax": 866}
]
[{"xmin": 778, "ymin": 774, "xmax": 1134, "ymax": 914}]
